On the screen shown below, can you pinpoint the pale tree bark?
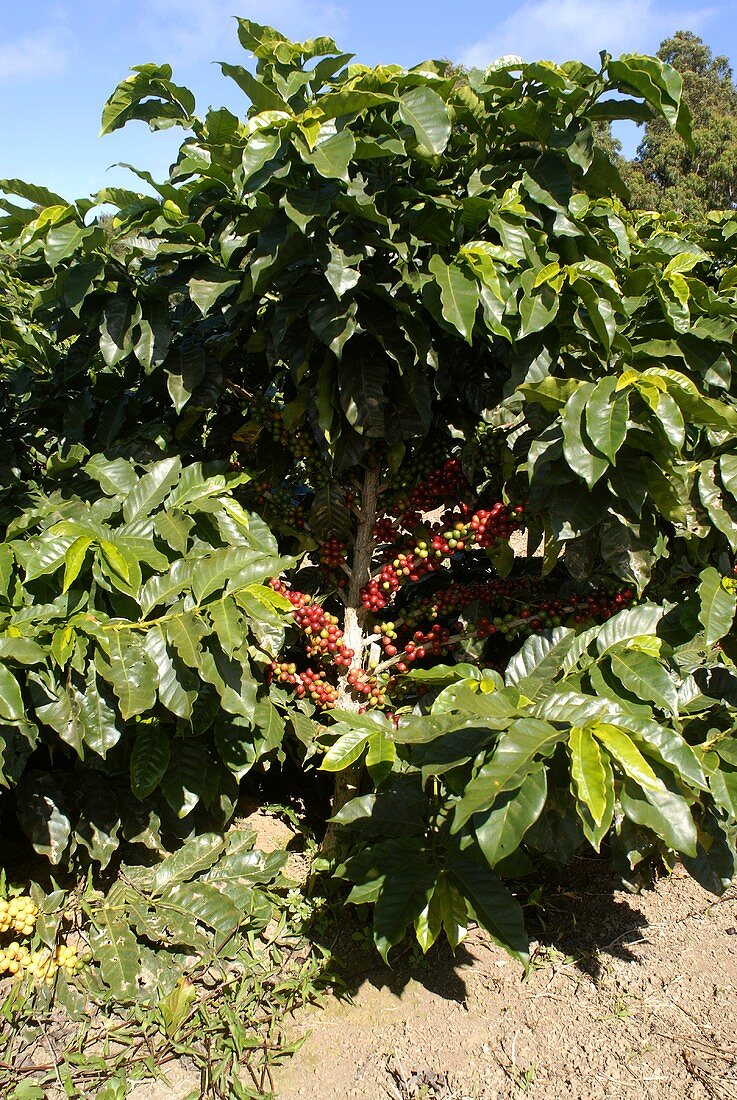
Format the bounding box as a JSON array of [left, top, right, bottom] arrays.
[[321, 457, 380, 857]]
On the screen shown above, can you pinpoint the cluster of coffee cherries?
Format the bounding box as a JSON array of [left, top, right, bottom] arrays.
[[268, 661, 339, 708], [0, 941, 85, 984], [269, 579, 354, 667], [391, 624, 453, 670], [469, 503, 525, 547], [269, 486, 306, 530], [319, 537, 348, 586], [360, 502, 522, 612], [372, 516, 398, 543], [0, 893, 85, 986], [347, 668, 386, 707], [267, 579, 358, 710], [391, 457, 470, 527], [0, 895, 37, 937], [371, 578, 636, 670]]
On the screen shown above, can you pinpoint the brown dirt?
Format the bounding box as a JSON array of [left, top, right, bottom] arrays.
[[273, 863, 737, 1100]]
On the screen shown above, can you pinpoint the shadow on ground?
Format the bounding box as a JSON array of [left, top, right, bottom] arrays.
[[310, 854, 652, 1005]]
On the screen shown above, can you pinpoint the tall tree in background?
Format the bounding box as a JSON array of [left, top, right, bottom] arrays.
[[625, 31, 737, 218]]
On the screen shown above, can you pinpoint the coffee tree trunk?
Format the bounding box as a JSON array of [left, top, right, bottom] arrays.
[[321, 459, 380, 856]]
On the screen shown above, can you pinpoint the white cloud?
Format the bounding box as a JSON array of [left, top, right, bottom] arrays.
[[0, 29, 71, 82], [143, 1, 348, 64], [461, 0, 717, 67]]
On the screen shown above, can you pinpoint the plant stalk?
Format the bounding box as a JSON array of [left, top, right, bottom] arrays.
[[321, 457, 380, 856]]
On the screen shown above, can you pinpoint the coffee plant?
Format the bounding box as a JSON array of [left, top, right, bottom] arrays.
[[1, 21, 737, 969]]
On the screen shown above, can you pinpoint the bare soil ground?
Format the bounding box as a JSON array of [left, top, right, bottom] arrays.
[[273, 862, 737, 1100]]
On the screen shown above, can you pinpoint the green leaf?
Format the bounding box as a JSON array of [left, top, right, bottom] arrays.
[[188, 266, 240, 316], [585, 377, 628, 463], [130, 724, 171, 800], [89, 913, 140, 1002], [99, 64, 195, 136], [325, 244, 361, 298], [620, 778, 697, 856], [166, 612, 206, 669], [18, 775, 70, 864], [62, 536, 93, 592], [428, 255, 479, 343], [366, 729, 396, 785], [191, 547, 275, 603], [252, 699, 285, 753], [448, 855, 528, 966], [0, 638, 44, 665], [150, 833, 226, 894], [99, 539, 131, 585], [698, 567, 737, 645], [308, 130, 355, 180], [453, 719, 563, 831], [166, 346, 205, 414], [609, 650, 679, 717], [414, 886, 443, 953], [144, 625, 196, 720], [562, 382, 608, 488], [0, 665, 24, 721], [568, 726, 609, 827], [85, 455, 138, 496], [99, 635, 157, 720], [398, 86, 451, 154], [373, 854, 435, 962], [165, 881, 241, 937], [590, 604, 665, 660], [123, 458, 182, 524], [320, 727, 371, 771], [593, 723, 664, 792], [218, 62, 290, 112], [607, 55, 692, 143], [160, 738, 207, 818], [140, 561, 194, 617], [208, 598, 244, 659], [77, 667, 122, 757], [505, 628, 575, 700], [475, 766, 547, 867], [44, 222, 88, 268], [0, 178, 67, 207], [434, 872, 469, 949]]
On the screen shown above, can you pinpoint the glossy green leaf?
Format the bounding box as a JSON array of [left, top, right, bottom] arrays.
[[130, 724, 171, 800], [475, 765, 547, 867], [698, 567, 736, 644], [562, 383, 608, 488], [89, 913, 140, 1002], [100, 635, 157, 720], [123, 458, 182, 524], [568, 726, 609, 827], [62, 536, 93, 592], [0, 665, 24, 721], [373, 857, 435, 962], [160, 738, 207, 818], [398, 86, 451, 154], [593, 723, 664, 792], [428, 255, 479, 343], [448, 855, 528, 966], [320, 727, 371, 771], [453, 719, 563, 831], [585, 377, 628, 463], [78, 666, 122, 757], [609, 650, 679, 716], [620, 778, 697, 856]]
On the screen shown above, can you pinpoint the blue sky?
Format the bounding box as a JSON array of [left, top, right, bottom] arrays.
[[2, 0, 736, 200]]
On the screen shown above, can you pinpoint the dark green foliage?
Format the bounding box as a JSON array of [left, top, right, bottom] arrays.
[[0, 456, 293, 865], [1, 22, 736, 970]]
